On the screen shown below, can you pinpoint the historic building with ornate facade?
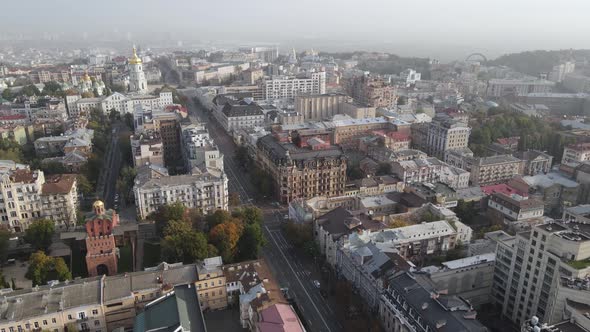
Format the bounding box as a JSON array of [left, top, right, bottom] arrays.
[[85, 200, 119, 277]]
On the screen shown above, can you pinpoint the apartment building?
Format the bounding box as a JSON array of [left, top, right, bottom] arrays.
[[486, 79, 555, 97], [34, 128, 94, 158], [328, 117, 393, 148], [0, 278, 107, 332], [379, 272, 487, 332], [130, 131, 164, 168], [344, 74, 397, 108], [465, 155, 524, 186], [181, 124, 224, 173], [133, 165, 228, 219], [492, 221, 590, 326], [195, 256, 228, 310], [256, 134, 347, 204], [216, 100, 264, 133], [0, 169, 44, 232], [391, 156, 470, 189], [427, 253, 496, 307], [337, 242, 410, 309], [516, 150, 553, 176], [294, 93, 350, 121], [426, 114, 471, 159], [346, 218, 472, 260], [562, 143, 590, 166], [262, 72, 326, 100], [487, 192, 545, 224], [40, 174, 79, 230]]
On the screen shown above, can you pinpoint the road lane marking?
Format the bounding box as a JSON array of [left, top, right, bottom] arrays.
[[265, 226, 332, 332]]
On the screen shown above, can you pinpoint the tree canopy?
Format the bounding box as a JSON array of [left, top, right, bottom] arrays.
[[161, 220, 209, 264], [24, 219, 55, 251], [26, 251, 71, 286]]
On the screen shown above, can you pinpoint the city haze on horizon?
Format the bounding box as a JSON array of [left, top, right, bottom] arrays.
[[1, 0, 590, 60]]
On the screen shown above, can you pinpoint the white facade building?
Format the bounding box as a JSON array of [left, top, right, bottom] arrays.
[[133, 166, 229, 220], [262, 72, 326, 100], [71, 92, 173, 116], [487, 79, 555, 97]]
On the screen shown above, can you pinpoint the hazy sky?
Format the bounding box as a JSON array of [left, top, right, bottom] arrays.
[[2, 0, 590, 59]]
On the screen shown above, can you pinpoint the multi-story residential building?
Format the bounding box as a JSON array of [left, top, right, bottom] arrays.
[[391, 156, 469, 189], [523, 172, 579, 214], [487, 192, 545, 225], [262, 72, 326, 100], [562, 143, 590, 166], [216, 100, 265, 133], [548, 61, 575, 83], [337, 242, 410, 309], [465, 155, 524, 186], [34, 128, 94, 157], [256, 134, 347, 204], [40, 174, 78, 230], [130, 131, 164, 168], [133, 165, 228, 219], [379, 272, 487, 332], [293, 93, 377, 121], [0, 278, 107, 332], [328, 117, 393, 148], [181, 124, 224, 173], [491, 221, 590, 326], [487, 79, 555, 97], [426, 114, 471, 159], [516, 150, 553, 176], [314, 207, 387, 267], [0, 168, 44, 232], [399, 68, 421, 85], [391, 157, 444, 184], [427, 253, 496, 307], [346, 218, 472, 260], [69, 91, 173, 117], [195, 256, 228, 310], [294, 93, 350, 121], [344, 74, 397, 108]]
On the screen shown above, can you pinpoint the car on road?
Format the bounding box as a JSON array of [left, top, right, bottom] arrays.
[[283, 214, 289, 220], [313, 280, 320, 288]]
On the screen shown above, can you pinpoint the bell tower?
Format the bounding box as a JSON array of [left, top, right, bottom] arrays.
[[85, 200, 119, 277]]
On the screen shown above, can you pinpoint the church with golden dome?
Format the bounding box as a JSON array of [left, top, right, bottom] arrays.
[[128, 46, 148, 94]]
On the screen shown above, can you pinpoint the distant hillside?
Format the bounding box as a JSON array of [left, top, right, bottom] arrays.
[[488, 49, 590, 75], [320, 51, 431, 78]]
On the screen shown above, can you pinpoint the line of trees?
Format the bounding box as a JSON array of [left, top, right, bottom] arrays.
[[150, 203, 266, 264]]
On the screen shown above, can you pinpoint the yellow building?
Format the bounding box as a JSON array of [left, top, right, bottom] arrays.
[[195, 256, 228, 310]]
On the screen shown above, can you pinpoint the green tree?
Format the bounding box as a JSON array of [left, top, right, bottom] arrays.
[[20, 84, 41, 97], [1, 88, 13, 100], [234, 206, 263, 225], [237, 223, 266, 261], [229, 192, 241, 207], [209, 221, 243, 263], [41, 161, 67, 175], [41, 81, 64, 97], [161, 220, 209, 264], [24, 219, 55, 251], [0, 228, 11, 262], [150, 202, 187, 236], [376, 163, 392, 176], [205, 210, 232, 229], [76, 174, 94, 196], [26, 251, 71, 286], [123, 113, 134, 130], [346, 166, 365, 180]]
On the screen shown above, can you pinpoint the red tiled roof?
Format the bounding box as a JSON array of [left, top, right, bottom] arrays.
[[481, 183, 527, 197], [0, 115, 27, 121]]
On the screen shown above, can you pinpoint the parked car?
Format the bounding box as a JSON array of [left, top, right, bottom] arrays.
[[313, 280, 320, 288]]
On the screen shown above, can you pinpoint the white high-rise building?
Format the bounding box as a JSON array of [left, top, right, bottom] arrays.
[[262, 72, 326, 100], [128, 46, 148, 94]]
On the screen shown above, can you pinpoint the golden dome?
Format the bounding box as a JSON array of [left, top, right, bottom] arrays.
[[129, 46, 142, 65], [83, 72, 92, 82], [93, 200, 105, 209]]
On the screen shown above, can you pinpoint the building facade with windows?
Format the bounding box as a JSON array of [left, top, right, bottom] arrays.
[[256, 134, 347, 204], [262, 72, 326, 100]]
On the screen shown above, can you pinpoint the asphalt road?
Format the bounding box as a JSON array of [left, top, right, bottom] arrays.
[[184, 95, 342, 332]]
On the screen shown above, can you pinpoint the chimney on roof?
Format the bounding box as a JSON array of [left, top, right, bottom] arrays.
[[436, 320, 446, 329]]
